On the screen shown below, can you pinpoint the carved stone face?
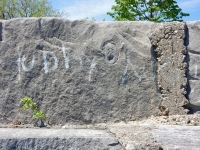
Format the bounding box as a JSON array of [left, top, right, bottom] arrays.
[[103, 43, 119, 64]]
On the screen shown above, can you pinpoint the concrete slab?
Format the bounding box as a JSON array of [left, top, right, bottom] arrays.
[[0, 128, 121, 150], [152, 125, 200, 150]]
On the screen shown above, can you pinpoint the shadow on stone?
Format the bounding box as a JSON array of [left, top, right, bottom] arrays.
[[184, 103, 200, 114], [150, 46, 161, 94], [184, 23, 200, 113], [185, 24, 192, 111], [185, 24, 190, 95], [0, 22, 2, 41]]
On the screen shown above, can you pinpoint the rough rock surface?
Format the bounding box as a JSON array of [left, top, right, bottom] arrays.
[[0, 18, 160, 125], [2, 18, 200, 150], [186, 21, 200, 109], [150, 22, 189, 115], [0, 128, 121, 150]]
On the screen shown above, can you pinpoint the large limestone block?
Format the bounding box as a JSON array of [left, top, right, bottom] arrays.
[[0, 128, 121, 150], [186, 21, 200, 107], [0, 18, 160, 124]]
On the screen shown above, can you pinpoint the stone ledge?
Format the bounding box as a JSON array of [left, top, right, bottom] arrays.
[[152, 125, 200, 150], [1, 114, 200, 150], [0, 128, 121, 150]]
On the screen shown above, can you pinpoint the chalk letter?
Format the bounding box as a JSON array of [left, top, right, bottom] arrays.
[[62, 43, 69, 69], [17, 47, 21, 80], [21, 55, 35, 72], [43, 51, 58, 74], [17, 47, 35, 80]]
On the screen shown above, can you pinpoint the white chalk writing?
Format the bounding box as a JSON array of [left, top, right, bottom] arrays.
[[43, 51, 58, 74], [121, 56, 143, 83], [21, 55, 35, 72], [17, 45, 139, 84], [88, 58, 96, 81], [17, 47, 21, 80], [62, 43, 69, 69], [17, 47, 35, 80]]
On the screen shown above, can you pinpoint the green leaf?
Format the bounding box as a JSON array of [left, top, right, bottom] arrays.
[[20, 96, 45, 119], [33, 111, 45, 119]]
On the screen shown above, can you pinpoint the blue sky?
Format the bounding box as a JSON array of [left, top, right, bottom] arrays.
[[50, 0, 200, 21]]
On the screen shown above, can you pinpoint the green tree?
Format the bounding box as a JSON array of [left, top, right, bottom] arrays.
[[107, 0, 189, 22], [0, 0, 65, 20]]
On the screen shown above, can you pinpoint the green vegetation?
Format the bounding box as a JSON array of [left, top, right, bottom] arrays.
[[20, 96, 45, 119], [0, 0, 65, 20], [107, 0, 189, 22]]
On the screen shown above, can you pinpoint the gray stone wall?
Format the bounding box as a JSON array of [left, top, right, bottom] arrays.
[[0, 18, 199, 125], [0, 18, 160, 124]]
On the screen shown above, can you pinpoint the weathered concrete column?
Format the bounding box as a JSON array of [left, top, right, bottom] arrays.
[[150, 22, 189, 115]]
